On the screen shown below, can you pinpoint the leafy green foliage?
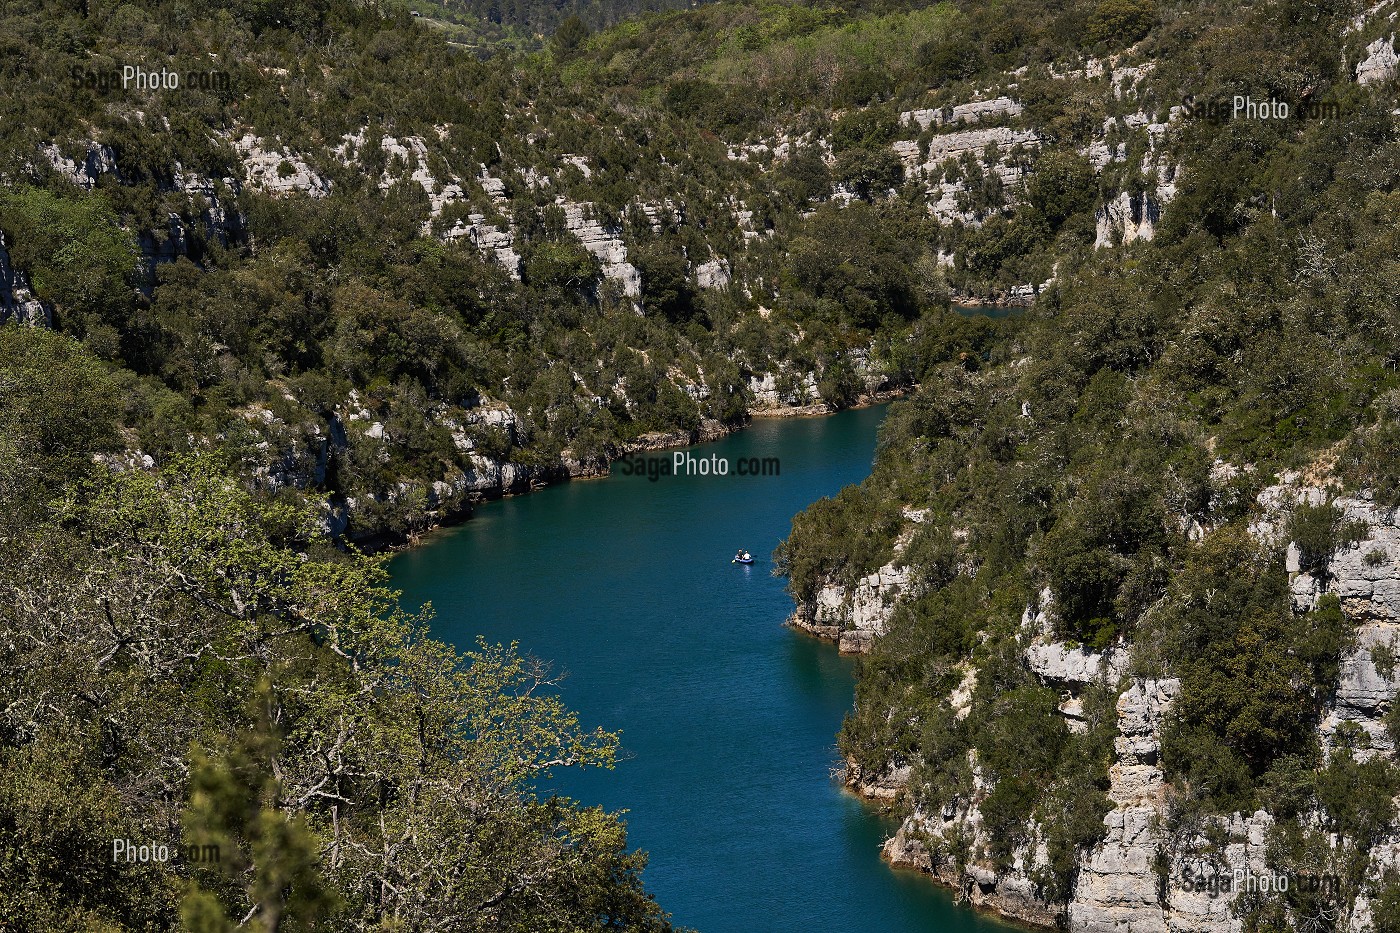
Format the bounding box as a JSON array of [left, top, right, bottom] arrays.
[[1372, 878, 1400, 933], [181, 697, 339, 931], [1153, 536, 1348, 811], [1288, 500, 1367, 578], [0, 187, 136, 345], [1086, 0, 1156, 48], [0, 335, 675, 928]]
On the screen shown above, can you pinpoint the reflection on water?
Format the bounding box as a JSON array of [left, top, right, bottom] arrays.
[[390, 406, 1019, 933]]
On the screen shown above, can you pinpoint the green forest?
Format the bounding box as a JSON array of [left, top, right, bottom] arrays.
[[774, 0, 1400, 921], [3, 0, 1400, 925]]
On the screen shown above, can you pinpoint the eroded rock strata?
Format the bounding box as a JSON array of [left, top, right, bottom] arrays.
[[804, 475, 1400, 931]]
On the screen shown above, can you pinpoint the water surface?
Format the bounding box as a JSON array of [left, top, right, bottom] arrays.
[[390, 407, 1017, 933]]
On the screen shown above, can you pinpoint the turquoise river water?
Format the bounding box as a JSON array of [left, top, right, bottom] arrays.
[[388, 405, 1018, 933]]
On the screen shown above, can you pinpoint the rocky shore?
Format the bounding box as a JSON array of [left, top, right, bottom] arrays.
[[793, 472, 1400, 932], [356, 385, 910, 553]]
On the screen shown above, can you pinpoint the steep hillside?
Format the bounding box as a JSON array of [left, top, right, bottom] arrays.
[[776, 0, 1400, 928], [0, 0, 946, 543], [0, 0, 1307, 546], [5, 0, 1400, 923]]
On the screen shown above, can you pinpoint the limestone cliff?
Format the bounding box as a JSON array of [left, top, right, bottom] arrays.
[[786, 508, 928, 653], [836, 475, 1400, 931]]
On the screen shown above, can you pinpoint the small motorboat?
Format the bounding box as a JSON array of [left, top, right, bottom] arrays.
[[732, 551, 754, 564]]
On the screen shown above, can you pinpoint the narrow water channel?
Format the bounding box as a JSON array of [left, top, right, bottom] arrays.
[[389, 406, 1018, 933]]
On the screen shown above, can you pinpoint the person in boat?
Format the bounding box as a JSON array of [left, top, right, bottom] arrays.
[[735, 549, 752, 562]]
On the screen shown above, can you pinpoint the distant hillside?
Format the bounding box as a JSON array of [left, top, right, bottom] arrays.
[[417, 0, 697, 38], [407, 0, 705, 50]]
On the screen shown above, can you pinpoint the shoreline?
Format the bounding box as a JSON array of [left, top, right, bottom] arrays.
[[840, 776, 1058, 932], [382, 383, 1051, 931], [837, 752, 1057, 931], [365, 386, 910, 555]]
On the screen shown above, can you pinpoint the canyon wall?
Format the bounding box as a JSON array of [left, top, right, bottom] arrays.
[[806, 474, 1400, 931]]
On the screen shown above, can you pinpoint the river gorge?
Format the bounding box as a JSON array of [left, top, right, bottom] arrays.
[[389, 406, 1018, 932]]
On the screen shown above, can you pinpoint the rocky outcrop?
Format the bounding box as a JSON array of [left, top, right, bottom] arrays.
[[444, 213, 522, 277], [1358, 35, 1399, 84], [846, 760, 913, 801], [232, 134, 330, 198], [881, 754, 1063, 928], [165, 164, 244, 247], [1025, 640, 1129, 688], [694, 257, 731, 290], [1070, 678, 1180, 932], [1020, 589, 1128, 729], [39, 141, 118, 188], [0, 233, 52, 327], [901, 97, 1023, 131], [1094, 190, 1162, 248], [748, 371, 820, 409], [1320, 507, 1400, 756], [920, 127, 1040, 165], [1252, 478, 1400, 757], [562, 201, 641, 297], [867, 608, 1296, 932], [788, 557, 915, 653], [1321, 618, 1400, 757], [892, 126, 1039, 224]]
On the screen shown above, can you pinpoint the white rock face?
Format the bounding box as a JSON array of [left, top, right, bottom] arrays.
[[1332, 507, 1400, 622], [232, 134, 330, 197], [464, 403, 521, 442], [1025, 640, 1129, 686], [1321, 619, 1400, 756], [338, 130, 468, 221], [444, 213, 522, 278], [881, 672, 1275, 932], [901, 97, 1024, 130], [1112, 63, 1156, 99], [791, 516, 922, 652], [748, 371, 819, 408], [1094, 191, 1162, 248], [169, 164, 242, 245], [884, 752, 1063, 927], [40, 141, 118, 188], [1107, 678, 1180, 804], [893, 127, 1039, 224], [949, 664, 977, 720], [847, 761, 913, 800], [921, 126, 1040, 165], [562, 201, 641, 297], [1353, 834, 1400, 931], [1069, 679, 1278, 933], [1358, 36, 1399, 85], [0, 233, 52, 327], [694, 258, 731, 290], [839, 563, 914, 653], [1251, 479, 1400, 757]]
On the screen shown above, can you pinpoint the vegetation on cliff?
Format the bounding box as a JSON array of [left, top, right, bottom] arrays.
[[0, 326, 674, 929], [775, 0, 1400, 920], [5, 0, 1400, 924]]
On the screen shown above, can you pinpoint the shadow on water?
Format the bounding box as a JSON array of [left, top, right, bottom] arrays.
[[952, 302, 1028, 320], [389, 406, 1022, 933]]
